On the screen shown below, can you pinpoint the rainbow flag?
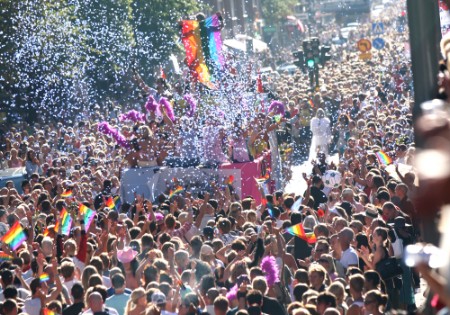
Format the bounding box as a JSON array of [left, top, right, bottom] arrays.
[[0, 252, 13, 261], [308, 99, 314, 108], [42, 309, 56, 315], [181, 20, 211, 86], [105, 196, 115, 209], [285, 223, 317, 244], [79, 204, 95, 231], [375, 150, 393, 165], [61, 189, 73, 198], [2, 221, 27, 250], [114, 196, 122, 212], [60, 208, 72, 235], [169, 186, 184, 199], [225, 175, 234, 185], [203, 13, 224, 69], [39, 273, 50, 283]]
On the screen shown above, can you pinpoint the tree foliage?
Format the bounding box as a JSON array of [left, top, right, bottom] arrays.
[[260, 0, 298, 26], [0, 0, 202, 122]]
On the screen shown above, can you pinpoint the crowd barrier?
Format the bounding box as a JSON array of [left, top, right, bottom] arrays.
[[120, 152, 272, 205]]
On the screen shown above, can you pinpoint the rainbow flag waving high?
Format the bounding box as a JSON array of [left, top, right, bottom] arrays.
[[181, 13, 223, 87], [2, 221, 27, 250], [375, 150, 393, 165], [284, 223, 317, 244], [79, 204, 96, 231]]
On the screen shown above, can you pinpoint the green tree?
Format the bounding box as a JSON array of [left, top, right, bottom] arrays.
[[260, 0, 298, 26]]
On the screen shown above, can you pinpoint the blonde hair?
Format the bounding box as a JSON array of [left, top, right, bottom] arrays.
[[125, 288, 146, 315]]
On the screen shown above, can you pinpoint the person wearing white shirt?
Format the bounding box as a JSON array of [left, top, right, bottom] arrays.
[[338, 228, 359, 270], [310, 109, 331, 159]]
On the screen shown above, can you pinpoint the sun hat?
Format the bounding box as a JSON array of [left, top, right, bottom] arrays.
[[117, 247, 138, 263]]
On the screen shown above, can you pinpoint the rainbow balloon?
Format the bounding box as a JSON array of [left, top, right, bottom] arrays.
[[2, 221, 27, 250], [285, 223, 317, 244], [375, 150, 393, 165]]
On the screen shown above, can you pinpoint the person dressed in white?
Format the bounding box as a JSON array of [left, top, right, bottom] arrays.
[[310, 108, 331, 160]]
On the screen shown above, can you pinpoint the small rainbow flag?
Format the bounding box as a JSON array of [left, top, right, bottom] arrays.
[[114, 196, 122, 212], [0, 252, 13, 261], [308, 99, 314, 108], [42, 309, 56, 315], [60, 208, 72, 235], [39, 273, 50, 283], [104, 196, 115, 209], [169, 186, 184, 199], [2, 221, 27, 250], [61, 189, 73, 198], [54, 220, 60, 234], [79, 204, 95, 231], [375, 150, 392, 165], [225, 175, 234, 185], [284, 223, 317, 244]]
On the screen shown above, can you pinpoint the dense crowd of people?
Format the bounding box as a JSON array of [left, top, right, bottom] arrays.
[[0, 1, 428, 315]]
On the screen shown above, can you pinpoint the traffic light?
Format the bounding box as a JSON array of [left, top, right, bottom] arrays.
[[302, 39, 316, 69], [293, 50, 305, 72], [320, 46, 332, 66]]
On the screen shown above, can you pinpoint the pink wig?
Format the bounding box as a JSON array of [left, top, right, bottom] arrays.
[[268, 101, 285, 116]]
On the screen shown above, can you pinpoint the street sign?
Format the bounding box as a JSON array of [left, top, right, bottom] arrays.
[[357, 39, 372, 53], [372, 22, 384, 35], [359, 53, 372, 60], [372, 37, 385, 50]]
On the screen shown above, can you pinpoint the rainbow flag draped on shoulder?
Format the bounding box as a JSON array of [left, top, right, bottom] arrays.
[[180, 13, 224, 88]]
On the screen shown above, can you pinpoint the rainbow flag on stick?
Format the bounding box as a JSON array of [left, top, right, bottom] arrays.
[[375, 150, 393, 165], [2, 221, 27, 250], [39, 273, 50, 283], [225, 175, 234, 185], [61, 189, 73, 198], [0, 252, 13, 261], [284, 223, 317, 244], [105, 196, 115, 209], [60, 208, 72, 235], [42, 308, 56, 315], [79, 204, 96, 231], [169, 186, 184, 199], [114, 196, 122, 212]]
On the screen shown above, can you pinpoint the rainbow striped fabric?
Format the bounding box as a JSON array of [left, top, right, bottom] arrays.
[[61, 189, 73, 198], [39, 273, 50, 283], [105, 196, 115, 209], [169, 186, 184, 199], [375, 150, 393, 165], [2, 221, 27, 250], [284, 223, 317, 244], [60, 208, 72, 235], [79, 204, 95, 231], [181, 13, 223, 87]]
